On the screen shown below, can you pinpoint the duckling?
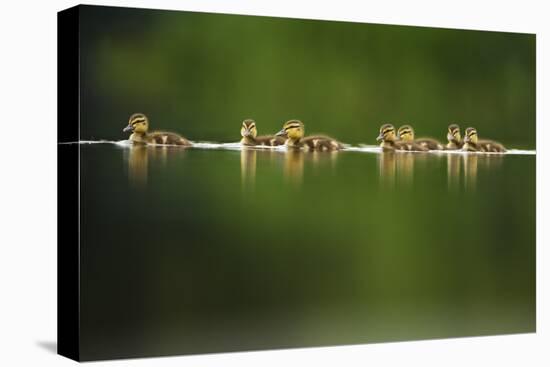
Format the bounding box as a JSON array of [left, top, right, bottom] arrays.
[[397, 124, 444, 150], [462, 127, 506, 153], [122, 113, 191, 146], [377, 124, 428, 152], [240, 119, 285, 146], [275, 120, 343, 151], [446, 124, 463, 150]]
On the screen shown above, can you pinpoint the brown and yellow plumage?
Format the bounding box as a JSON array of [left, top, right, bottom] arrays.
[[446, 124, 464, 150], [276, 120, 343, 151], [123, 113, 191, 146], [462, 127, 506, 152], [397, 124, 444, 150], [377, 124, 428, 152], [240, 119, 285, 146]]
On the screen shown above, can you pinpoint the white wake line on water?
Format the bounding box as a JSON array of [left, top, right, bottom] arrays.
[[350, 145, 536, 155], [61, 140, 131, 146], [63, 140, 536, 155], [191, 141, 288, 151], [67, 140, 290, 152], [430, 148, 535, 155]]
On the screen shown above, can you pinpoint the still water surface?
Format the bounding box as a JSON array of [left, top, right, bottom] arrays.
[[73, 142, 535, 360]]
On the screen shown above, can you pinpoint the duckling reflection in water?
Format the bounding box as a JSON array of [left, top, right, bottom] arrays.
[[377, 152, 417, 187], [396, 152, 415, 186], [276, 120, 343, 151], [446, 154, 503, 191], [125, 145, 148, 188], [283, 150, 304, 185], [463, 127, 506, 152], [463, 154, 478, 190], [240, 119, 285, 146], [311, 150, 339, 173], [377, 124, 427, 152], [447, 154, 461, 190], [378, 152, 396, 188], [123, 113, 192, 146], [149, 145, 171, 167], [446, 124, 463, 150], [240, 149, 257, 189], [397, 124, 444, 150]]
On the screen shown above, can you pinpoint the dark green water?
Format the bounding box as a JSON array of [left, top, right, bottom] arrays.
[[77, 143, 535, 360]]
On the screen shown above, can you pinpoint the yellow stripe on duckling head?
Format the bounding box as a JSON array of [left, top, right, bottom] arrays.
[[241, 119, 257, 138], [277, 119, 304, 139], [377, 123, 396, 142], [397, 124, 414, 141], [124, 113, 149, 133], [464, 127, 478, 143], [447, 123, 461, 142]]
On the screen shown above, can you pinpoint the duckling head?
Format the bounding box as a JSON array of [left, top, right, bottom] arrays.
[[123, 113, 149, 134], [397, 125, 415, 142], [241, 119, 258, 138], [276, 120, 304, 140], [464, 127, 478, 144], [377, 124, 397, 143], [447, 124, 461, 144]]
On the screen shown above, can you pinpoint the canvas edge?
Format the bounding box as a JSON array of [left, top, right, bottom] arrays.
[[57, 4, 81, 362]]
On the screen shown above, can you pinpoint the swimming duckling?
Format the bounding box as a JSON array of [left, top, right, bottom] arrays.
[[462, 127, 506, 153], [240, 119, 285, 146], [275, 120, 343, 151], [377, 124, 428, 152], [446, 124, 463, 150], [397, 124, 444, 150], [123, 113, 191, 146]]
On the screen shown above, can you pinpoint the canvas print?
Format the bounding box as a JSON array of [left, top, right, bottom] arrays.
[[58, 5, 536, 361]]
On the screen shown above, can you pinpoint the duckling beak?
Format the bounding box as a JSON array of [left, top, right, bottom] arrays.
[[376, 133, 384, 142], [242, 129, 252, 137], [123, 125, 134, 133], [275, 129, 287, 137]]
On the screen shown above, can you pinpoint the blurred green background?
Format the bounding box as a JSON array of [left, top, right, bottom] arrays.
[[79, 5, 535, 148]]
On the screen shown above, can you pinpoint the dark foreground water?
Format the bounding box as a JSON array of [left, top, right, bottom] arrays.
[[72, 143, 535, 360]]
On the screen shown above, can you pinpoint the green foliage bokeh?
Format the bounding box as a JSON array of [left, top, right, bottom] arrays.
[[79, 6, 535, 148]]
